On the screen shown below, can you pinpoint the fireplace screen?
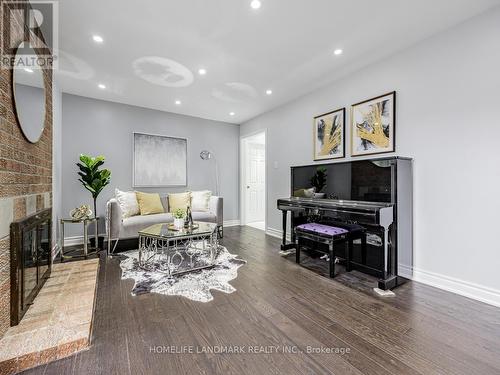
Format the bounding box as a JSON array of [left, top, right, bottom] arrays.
[[22, 228, 37, 306], [10, 208, 52, 325]]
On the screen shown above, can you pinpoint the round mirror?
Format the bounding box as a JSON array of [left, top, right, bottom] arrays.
[[13, 43, 47, 143]]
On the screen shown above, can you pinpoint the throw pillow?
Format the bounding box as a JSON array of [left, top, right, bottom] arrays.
[[190, 190, 212, 212], [115, 188, 140, 218], [168, 192, 191, 213], [136, 192, 164, 215]]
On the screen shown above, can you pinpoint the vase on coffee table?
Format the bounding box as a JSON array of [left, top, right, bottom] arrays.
[[173, 218, 184, 229]]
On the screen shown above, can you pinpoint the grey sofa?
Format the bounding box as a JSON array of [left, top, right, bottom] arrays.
[[106, 195, 223, 254]]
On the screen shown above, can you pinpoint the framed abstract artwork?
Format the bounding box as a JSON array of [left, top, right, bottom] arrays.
[[351, 91, 396, 156], [133, 132, 187, 187], [313, 107, 345, 161]]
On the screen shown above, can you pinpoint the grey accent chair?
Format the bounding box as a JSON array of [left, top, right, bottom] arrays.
[[106, 195, 223, 255]]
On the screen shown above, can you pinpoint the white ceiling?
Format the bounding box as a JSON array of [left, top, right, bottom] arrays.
[[58, 0, 500, 124]]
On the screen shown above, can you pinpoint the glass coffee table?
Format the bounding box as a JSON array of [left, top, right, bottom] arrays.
[[138, 221, 219, 277]]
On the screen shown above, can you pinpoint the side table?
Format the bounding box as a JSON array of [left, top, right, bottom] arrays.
[[60, 217, 99, 261]]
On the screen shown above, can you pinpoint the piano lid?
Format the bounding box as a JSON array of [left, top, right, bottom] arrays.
[[278, 197, 393, 212], [291, 158, 399, 203]]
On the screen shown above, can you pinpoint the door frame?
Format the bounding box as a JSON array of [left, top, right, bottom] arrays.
[[240, 129, 267, 228]]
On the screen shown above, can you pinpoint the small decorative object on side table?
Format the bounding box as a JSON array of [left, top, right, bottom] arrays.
[[70, 204, 93, 220], [60, 216, 100, 262]]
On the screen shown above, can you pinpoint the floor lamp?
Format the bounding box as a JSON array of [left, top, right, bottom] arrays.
[[200, 150, 220, 196]]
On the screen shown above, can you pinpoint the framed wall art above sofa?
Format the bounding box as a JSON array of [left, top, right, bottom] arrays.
[[133, 132, 187, 187]]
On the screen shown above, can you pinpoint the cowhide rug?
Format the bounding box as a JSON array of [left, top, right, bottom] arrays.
[[118, 244, 246, 303]]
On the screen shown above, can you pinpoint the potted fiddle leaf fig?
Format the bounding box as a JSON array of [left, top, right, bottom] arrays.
[[77, 154, 112, 216], [77, 154, 111, 248]]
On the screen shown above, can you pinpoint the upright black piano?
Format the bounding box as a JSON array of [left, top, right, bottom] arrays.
[[277, 156, 413, 290]]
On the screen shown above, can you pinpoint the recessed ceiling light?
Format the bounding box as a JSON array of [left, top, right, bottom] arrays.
[[250, 0, 261, 9], [24, 68, 34, 73], [334, 49, 343, 56], [229, 112, 235, 116], [98, 83, 106, 89], [198, 68, 207, 75], [266, 89, 273, 95], [175, 100, 181, 105], [92, 35, 104, 43]]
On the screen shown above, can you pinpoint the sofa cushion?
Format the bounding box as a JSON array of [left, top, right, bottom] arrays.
[[168, 192, 191, 212], [191, 190, 212, 212], [115, 188, 140, 218], [296, 223, 348, 237], [136, 192, 164, 215], [121, 213, 174, 238], [192, 211, 217, 223]]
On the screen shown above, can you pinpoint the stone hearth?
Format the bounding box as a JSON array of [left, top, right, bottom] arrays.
[[0, 259, 98, 374]]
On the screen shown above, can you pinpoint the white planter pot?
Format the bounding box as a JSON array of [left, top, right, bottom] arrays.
[[173, 218, 185, 229]]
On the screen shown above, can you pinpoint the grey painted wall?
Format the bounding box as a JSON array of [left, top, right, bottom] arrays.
[[241, 9, 500, 301], [62, 94, 239, 236]]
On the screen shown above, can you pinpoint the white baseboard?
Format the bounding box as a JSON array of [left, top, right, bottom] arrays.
[[411, 267, 500, 308], [265, 227, 291, 241], [223, 220, 241, 227]]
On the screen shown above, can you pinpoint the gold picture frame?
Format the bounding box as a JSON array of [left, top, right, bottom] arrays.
[[351, 92, 396, 157], [313, 107, 345, 161]]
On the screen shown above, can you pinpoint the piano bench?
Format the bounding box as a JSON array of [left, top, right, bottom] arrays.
[[294, 223, 366, 278]]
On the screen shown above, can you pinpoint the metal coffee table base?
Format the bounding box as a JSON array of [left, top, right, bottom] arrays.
[[138, 231, 219, 277]]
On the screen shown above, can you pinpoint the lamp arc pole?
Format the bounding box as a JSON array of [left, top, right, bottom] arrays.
[[200, 150, 220, 196]]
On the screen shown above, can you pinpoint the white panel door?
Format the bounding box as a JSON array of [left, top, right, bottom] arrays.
[[245, 143, 265, 223]]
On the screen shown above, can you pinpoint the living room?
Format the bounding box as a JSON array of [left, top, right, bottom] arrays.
[[1, 0, 500, 374]]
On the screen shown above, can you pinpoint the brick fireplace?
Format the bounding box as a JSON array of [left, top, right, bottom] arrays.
[[0, 0, 53, 338]]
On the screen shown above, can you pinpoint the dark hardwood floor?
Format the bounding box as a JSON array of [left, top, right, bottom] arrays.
[[22, 226, 500, 375]]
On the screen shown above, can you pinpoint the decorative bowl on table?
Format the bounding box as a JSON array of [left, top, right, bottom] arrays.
[[69, 205, 93, 220]]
